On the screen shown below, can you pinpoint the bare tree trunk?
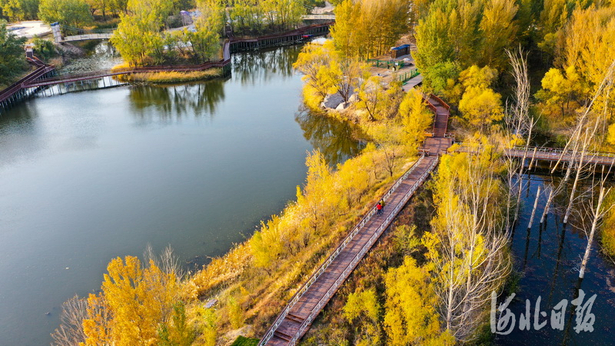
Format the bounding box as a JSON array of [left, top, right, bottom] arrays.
[[579, 186, 607, 279], [540, 188, 554, 224], [528, 186, 541, 230]]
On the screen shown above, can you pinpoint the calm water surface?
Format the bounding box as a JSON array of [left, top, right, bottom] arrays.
[[0, 46, 362, 345], [497, 175, 615, 345]]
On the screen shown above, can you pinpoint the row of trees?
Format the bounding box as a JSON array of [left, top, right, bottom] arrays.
[[228, 0, 306, 35], [1, 0, 94, 34], [330, 0, 410, 60], [111, 0, 222, 66]]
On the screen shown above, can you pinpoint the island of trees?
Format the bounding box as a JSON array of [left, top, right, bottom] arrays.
[[1, 0, 610, 344]]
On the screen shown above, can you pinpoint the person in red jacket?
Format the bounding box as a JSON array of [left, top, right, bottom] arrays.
[[377, 201, 383, 214]]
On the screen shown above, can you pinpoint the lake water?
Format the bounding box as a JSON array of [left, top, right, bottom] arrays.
[[496, 174, 615, 345], [0, 45, 362, 345]]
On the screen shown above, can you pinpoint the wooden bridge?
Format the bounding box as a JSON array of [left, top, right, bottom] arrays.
[[259, 95, 452, 346], [454, 145, 615, 168], [507, 146, 615, 167], [0, 58, 56, 113], [62, 33, 113, 42]]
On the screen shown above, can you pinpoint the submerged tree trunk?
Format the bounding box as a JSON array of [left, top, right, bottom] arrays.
[[579, 186, 607, 279], [528, 186, 541, 230]]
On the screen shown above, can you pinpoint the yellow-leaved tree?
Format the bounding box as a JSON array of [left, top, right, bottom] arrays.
[[343, 288, 382, 346], [458, 65, 504, 132], [81, 256, 184, 346], [398, 89, 433, 155], [384, 257, 454, 345]]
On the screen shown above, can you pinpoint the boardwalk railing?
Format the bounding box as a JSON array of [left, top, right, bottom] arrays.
[[455, 145, 615, 167], [286, 156, 439, 345], [509, 146, 615, 158], [259, 154, 430, 345]]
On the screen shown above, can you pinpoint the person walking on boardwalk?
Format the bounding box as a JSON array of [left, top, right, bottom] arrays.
[[377, 201, 383, 215]]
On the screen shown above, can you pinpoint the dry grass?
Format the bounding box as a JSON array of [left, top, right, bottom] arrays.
[[117, 69, 224, 84]]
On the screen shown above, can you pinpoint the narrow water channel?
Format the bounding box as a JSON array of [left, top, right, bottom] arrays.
[[496, 174, 615, 345], [0, 45, 362, 345]]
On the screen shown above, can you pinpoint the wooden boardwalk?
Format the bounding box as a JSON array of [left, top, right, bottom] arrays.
[[506, 146, 615, 167], [259, 92, 451, 346]]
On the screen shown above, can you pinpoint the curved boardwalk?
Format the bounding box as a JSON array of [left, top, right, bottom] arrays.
[[260, 93, 452, 346]]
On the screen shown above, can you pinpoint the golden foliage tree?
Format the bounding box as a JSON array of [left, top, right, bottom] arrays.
[[343, 288, 382, 345], [458, 65, 504, 132], [330, 0, 410, 60], [81, 256, 180, 346], [384, 257, 454, 345], [398, 89, 433, 154]]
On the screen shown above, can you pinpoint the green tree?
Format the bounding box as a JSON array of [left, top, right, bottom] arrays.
[[0, 20, 26, 86], [478, 0, 519, 71], [38, 0, 92, 35], [86, 0, 109, 19], [188, 0, 223, 63], [32, 37, 56, 61], [159, 302, 195, 346], [2, 0, 24, 21], [110, 0, 170, 66], [228, 0, 264, 35]]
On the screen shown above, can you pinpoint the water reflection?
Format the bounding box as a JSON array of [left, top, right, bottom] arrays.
[[128, 80, 226, 122], [232, 45, 301, 86], [295, 108, 365, 165], [497, 175, 615, 346], [0, 103, 44, 167]]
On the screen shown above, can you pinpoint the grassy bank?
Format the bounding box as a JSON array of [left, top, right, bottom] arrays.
[[115, 69, 225, 84]]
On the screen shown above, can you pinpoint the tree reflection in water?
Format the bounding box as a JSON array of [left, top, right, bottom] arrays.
[[295, 107, 366, 165], [232, 45, 302, 86], [128, 80, 226, 122]]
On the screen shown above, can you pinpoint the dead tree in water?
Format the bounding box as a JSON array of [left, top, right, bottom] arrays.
[[577, 165, 613, 280]]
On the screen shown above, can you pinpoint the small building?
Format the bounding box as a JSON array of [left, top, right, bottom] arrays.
[[390, 44, 410, 59]]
